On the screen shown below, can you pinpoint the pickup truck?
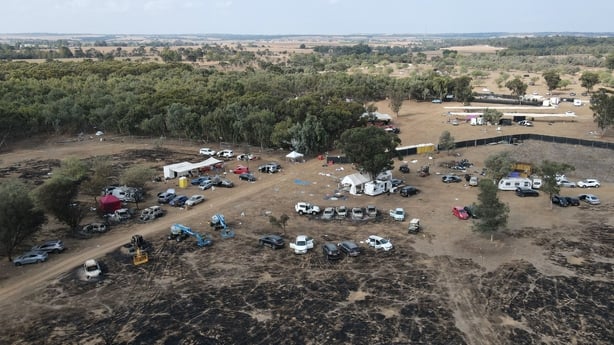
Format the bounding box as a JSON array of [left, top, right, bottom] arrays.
[[289, 235, 315, 254], [295, 202, 321, 215]]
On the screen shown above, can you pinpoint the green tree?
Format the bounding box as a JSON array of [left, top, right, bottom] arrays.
[[34, 176, 82, 231], [482, 108, 504, 125], [289, 114, 328, 155], [120, 165, 154, 190], [388, 88, 404, 117], [337, 126, 401, 180], [542, 70, 561, 92], [438, 130, 455, 154], [269, 214, 289, 236], [579, 72, 600, 94], [605, 53, 614, 70], [473, 179, 509, 240], [57, 157, 89, 182], [590, 89, 614, 135], [80, 157, 114, 202], [0, 180, 46, 261], [505, 77, 528, 101], [484, 151, 514, 181], [536, 160, 575, 207]]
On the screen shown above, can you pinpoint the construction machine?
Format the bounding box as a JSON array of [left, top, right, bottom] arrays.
[[131, 234, 149, 265], [169, 224, 213, 247], [209, 214, 235, 239]]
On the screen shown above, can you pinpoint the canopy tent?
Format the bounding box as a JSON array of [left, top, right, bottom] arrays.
[[99, 194, 122, 214], [285, 151, 304, 162], [163, 157, 224, 179], [341, 173, 371, 195]]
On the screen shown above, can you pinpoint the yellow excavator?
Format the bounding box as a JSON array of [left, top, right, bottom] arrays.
[[131, 234, 149, 265]]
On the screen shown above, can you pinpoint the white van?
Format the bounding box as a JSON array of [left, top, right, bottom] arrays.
[[498, 177, 533, 191]]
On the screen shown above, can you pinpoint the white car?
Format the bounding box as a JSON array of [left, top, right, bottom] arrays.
[[517, 120, 533, 127], [289, 235, 315, 254], [578, 194, 600, 205], [557, 179, 576, 188], [84, 259, 102, 280], [576, 179, 600, 188], [295, 202, 321, 215], [217, 149, 234, 158], [389, 208, 405, 221], [366, 235, 393, 251], [321, 207, 335, 220], [199, 148, 216, 156], [185, 194, 205, 206]]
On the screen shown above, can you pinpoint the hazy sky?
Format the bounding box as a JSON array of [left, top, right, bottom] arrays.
[[2, 0, 613, 35]]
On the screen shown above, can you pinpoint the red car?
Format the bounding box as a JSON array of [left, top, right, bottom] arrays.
[[452, 206, 469, 220], [231, 165, 250, 174]]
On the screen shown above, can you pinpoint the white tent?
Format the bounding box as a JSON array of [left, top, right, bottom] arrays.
[[286, 151, 304, 162], [341, 173, 371, 195], [163, 157, 224, 179]]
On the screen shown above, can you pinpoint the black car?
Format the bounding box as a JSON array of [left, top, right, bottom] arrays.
[[338, 241, 360, 257], [563, 196, 580, 206], [463, 206, 479, 219], [322, 242, 341, 260], [239, 173, 257, 181], [399, 164, 410, 174], [551, 195, 569, 207], [400, 186, 420, 197], [390, 178, 404, 187], [259, 235, 284, 249], [515, 187, 539, 197]]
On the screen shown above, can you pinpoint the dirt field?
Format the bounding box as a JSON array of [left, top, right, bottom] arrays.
[[0, 99, 613, 345]]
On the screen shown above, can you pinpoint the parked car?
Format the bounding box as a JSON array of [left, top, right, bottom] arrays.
[[31, 240, 65, 254], [431, 98, 442, 104], [239, 173, 257, 181], [185, 194, 205, 206], [350, 207, 363, 220], [169, 195, 188, 207], [157, 191, 177, 204], [231, 165, 250, 174], [515, 187, 539, 197], [463, 206, 478, 219], [452, 206, 470, 220], [199, 148, 216, 156], [557, 179, 576, 188], [399, 164, 410, 174], [563, 196, 580, 206], [578, 194, 600, 205], [216, 149, 234, 158], [322, 207, 335, 220], [399, 185, 420, 197], [139, 206, 165, 221], [338, 241, 360, 257], [237, 153, 255, 161], [551, 195, 570, 207], [389, 208, 405, 221], [81, 222, 108, 233], [191, 176, 211, 185], [258, 162, 281, 173], [259, 235, 285, 249], [390, 178, 404, 187], [336, 205, 348, 219], [366, 205, 377, 217], [217, 179, 234, 188], [13, 251, 48, 266], [576, 179, 600, 188], [442, 175, 462, 183], [469, 176, 479, 187], [517, 120, 533, 127], [322, 242, 341, 260], [289, 235, 314, 254], [199, 180, 214, 190], [83, 259, 102, 279], [366, 235, 393, 251]]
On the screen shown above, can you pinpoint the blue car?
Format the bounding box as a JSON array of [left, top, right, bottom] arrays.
[[191, 176, 211, 186], [169, 195, 188, 207]]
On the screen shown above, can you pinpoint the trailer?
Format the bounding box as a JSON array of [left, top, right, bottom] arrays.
[[497, 177, 533, 191], [364, 180, 392, 196]]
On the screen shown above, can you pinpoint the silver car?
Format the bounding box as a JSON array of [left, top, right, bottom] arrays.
[[14, 251, 48, 266], [31, 240, 65, 254]]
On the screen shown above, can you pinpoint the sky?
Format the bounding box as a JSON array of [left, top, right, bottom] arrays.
[[2, 0, 613, 35]]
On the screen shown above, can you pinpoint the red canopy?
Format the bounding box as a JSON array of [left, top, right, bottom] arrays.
[[99, 194, 122, 213]]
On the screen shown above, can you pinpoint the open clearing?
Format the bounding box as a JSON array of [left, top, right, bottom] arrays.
[[0, 97, 613, 344]]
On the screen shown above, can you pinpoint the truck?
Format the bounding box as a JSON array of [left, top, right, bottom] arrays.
[[364, 180, 392, 196], [295, 202, 321, 215]]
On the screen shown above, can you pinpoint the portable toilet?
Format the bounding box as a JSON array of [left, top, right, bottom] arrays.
[[178, 176, 189, 188]]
